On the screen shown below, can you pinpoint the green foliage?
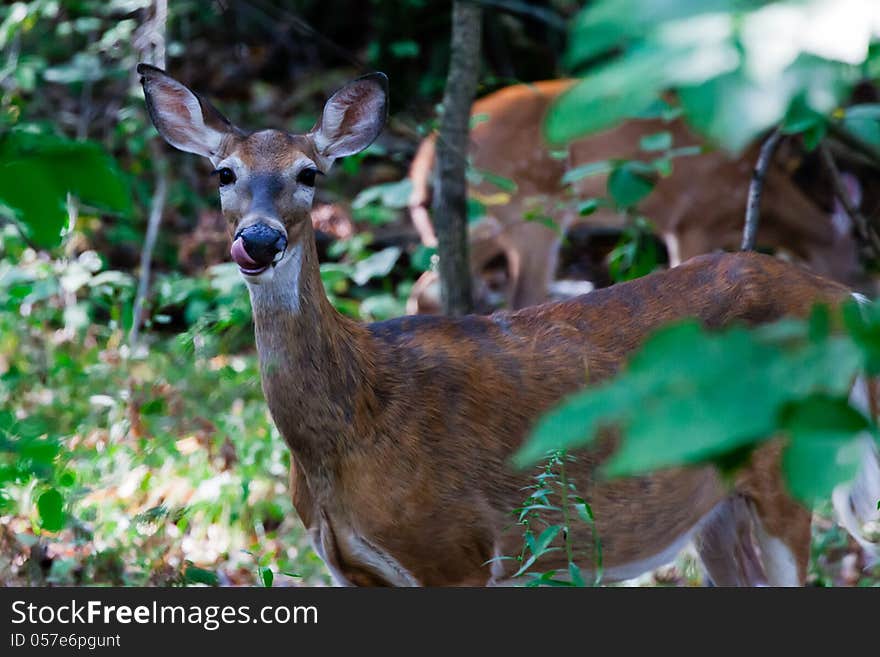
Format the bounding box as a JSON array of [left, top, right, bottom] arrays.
[[0, 127, 131, 247], [352, 179, 413, 225], [551, 0, 879, 152], [0, 222, 331, 585], [607, 217, 660, 282], [37, 488, 64, 532], [183, 563, 219, 587], [843, 104, 880, 149], [779, 396, 868, 505], [467, 166, 518, 194], [516, 302, 877, 508], [509, 451, 602, 587], [607, 161, 656, 208]]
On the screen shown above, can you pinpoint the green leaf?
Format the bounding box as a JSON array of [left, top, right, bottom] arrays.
[[568, 562, 586, 587], [845, 104, 880, 121], [607, 221, 659, 282], [358, 293, 405, 321], [781, 396, 868, 505], [183, 564, 219, 586], [468, 168, 518, 194], [545, 72, 658, 145], [411, 245, 437, 272], [37, 488, 64, 532], [640, 131, 672, 152], [259, 566, 274, 587], [808, 304, 831, 342], [513, 554, 539, 578], [843, 115, 880, 150], [578, 198, 603, 216], [351, 247, 401, 286], [607, 162, 656, 208], [352, 179, 413, 210], [562, 160, 615, 185], [534, 525, 561, 556], [389, 40, 419, 59], [573, 499, 595, 525], [842, 298, 880, 375], [680, 56, 849, 153], [566, 0, 759, 68], [0, 128, 131, 248]]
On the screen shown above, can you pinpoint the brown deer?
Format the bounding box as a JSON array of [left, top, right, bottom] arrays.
[[139, 65, 879, 586], [407, 80, 865, 314]]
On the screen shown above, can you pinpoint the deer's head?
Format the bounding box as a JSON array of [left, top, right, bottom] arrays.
[[138, 64, 388, 285]]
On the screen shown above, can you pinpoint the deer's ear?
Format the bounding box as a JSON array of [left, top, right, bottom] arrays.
[[138, 63, 237, 161], [311, 73, 388, 162]]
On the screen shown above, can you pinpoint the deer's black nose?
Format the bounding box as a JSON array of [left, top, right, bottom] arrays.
[[237, 224, 287, 266]]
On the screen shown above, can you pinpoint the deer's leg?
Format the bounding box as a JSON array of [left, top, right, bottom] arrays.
[[734, 442, 811, 586], [749, 502, 809, 587], [694, 496, 767, 586], [509, 220, 566, 309]]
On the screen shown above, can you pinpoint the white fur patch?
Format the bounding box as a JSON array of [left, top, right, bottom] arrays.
[[851, 292, 871, 307], [247, 243, 303, 314], [750, 516, 800, 586], [309, 525, 420, 586], [664, 232, 682, 268], [486, 544, 506, 586], [341, 533, 420, 586], [309, 528, 352, 587]]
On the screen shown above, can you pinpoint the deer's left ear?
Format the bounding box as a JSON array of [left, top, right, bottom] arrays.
[[311, 73, 389, 163]]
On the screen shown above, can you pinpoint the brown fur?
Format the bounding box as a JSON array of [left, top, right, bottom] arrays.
[[408, 80, 862, 312]]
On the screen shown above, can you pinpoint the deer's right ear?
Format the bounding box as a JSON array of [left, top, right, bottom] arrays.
[[137, 63, 236, 161]]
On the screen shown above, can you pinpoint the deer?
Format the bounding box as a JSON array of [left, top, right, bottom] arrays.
[[407, 80, 867, 314], [138, 64, 880, 586]]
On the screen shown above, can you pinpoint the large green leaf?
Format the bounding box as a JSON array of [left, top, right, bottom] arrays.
[[780, 396, 870, 505], [567, 0, 758, 67], [0, 128, 131, 248], [607, 162, 656, 208], [562, 2, 860, 153], [515, 316, 862, 478], [351, 246, 402, 286], [37, 488, 64, 532], [544, 50, 666, 145]]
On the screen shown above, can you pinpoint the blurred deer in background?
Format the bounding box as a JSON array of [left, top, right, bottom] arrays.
[[140, 65, 879, 586], [407, 80, 869, 314]]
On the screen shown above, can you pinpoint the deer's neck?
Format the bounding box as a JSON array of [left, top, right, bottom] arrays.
[[246, 234, 371, 469]]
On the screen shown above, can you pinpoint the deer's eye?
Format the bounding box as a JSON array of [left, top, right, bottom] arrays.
[[296, 167, 321, 187], [213, 167, 236, 186]]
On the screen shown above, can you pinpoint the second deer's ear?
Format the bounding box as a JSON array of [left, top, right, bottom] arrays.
[[138, 63, 237, 161], [311, 73, 389, 163]]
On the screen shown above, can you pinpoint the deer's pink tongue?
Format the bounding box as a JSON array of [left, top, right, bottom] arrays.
[[231, 237, 261, 269]]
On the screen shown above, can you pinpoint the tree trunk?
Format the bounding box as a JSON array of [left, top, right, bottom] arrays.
[[433, 1, 482, 316]]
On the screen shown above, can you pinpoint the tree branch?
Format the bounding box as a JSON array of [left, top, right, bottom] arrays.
[[741, 128, 783, 252], [819, 141, 880, 259], [433, 0, 482, 316], [129, 0, 168, 349]]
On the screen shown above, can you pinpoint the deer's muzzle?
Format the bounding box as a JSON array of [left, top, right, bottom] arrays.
[[232, 223, 288, 275]]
